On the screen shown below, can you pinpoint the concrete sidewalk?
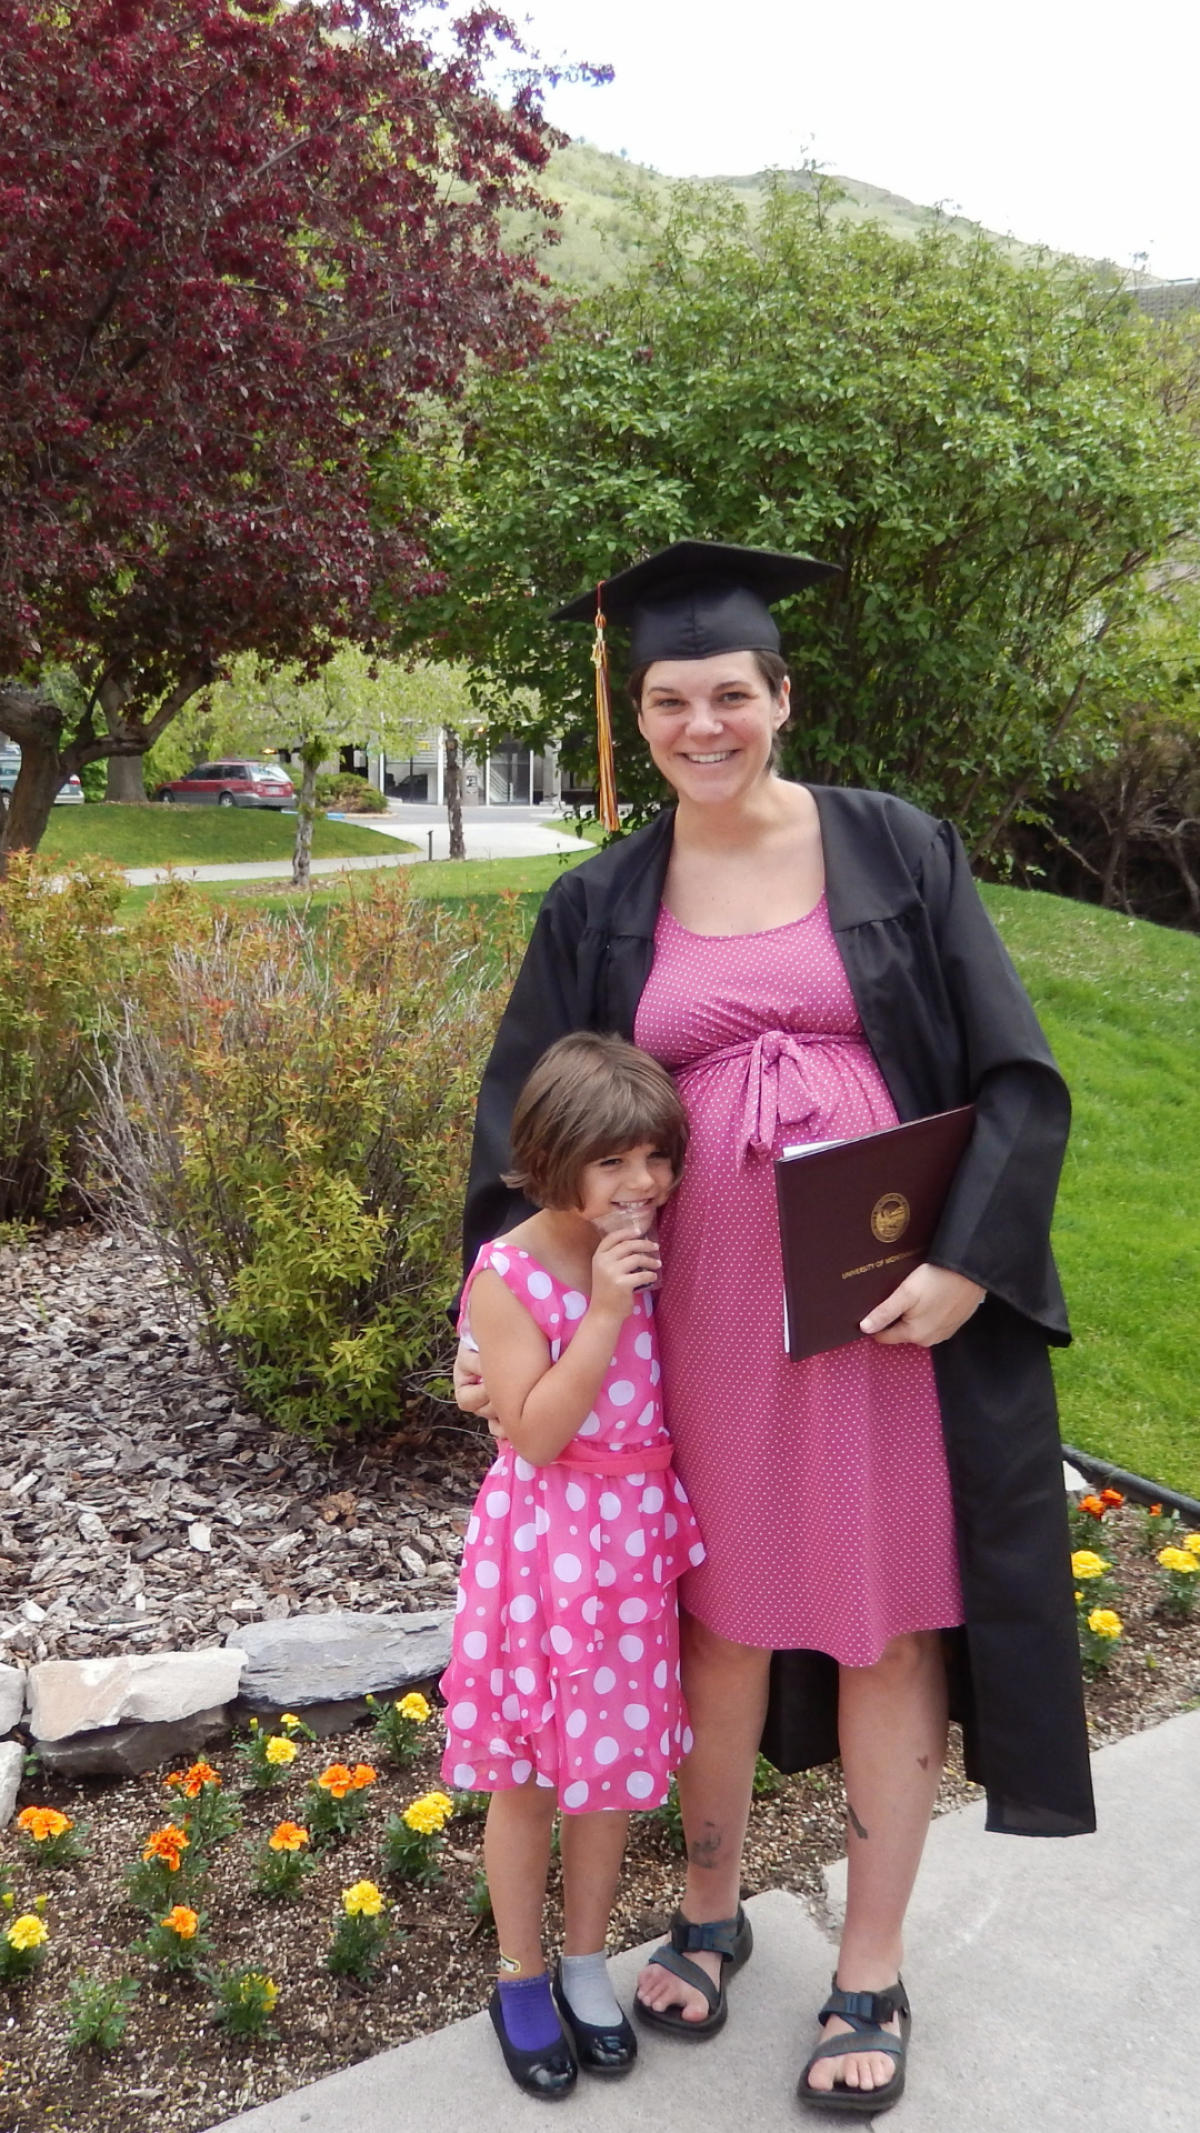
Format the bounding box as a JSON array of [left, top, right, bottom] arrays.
[[206, 1708, 1200, 2133], [119, 820, 589, 886]]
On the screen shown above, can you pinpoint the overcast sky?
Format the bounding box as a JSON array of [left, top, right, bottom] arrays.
[[514, 0, 1198, 280]]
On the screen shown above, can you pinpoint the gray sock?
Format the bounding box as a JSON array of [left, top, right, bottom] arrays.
[[559, 1950, 623, 2029]]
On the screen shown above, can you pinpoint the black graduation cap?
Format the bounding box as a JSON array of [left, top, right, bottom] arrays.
[[551, 539, 838, 666]]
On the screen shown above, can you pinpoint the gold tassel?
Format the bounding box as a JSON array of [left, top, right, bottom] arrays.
[[592, 586, 620, 834]]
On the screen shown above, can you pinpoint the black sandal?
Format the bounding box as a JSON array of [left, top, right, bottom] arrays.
[[634, 1906, 753, 2039], [797, 1977, 911, 2115]]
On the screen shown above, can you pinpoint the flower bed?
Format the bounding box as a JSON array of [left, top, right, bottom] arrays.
[[2, 1500, 1198, 2133]]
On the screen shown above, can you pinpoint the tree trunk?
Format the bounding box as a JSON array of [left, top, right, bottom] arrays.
[[0, 734, 68, 864], [105, 752, 147, 802], [444, 724, 465, 860], [292, 745, 321, 888]]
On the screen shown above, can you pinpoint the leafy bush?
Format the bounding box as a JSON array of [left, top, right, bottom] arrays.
[[0, 855, 124, 1222], [314, 770, 388, 814], [94, 874, 522, 1440]]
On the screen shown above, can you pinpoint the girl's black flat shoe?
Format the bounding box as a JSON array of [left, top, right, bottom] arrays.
[[488, 1987, 578, 2100], [552, 1960, 638, 2076]]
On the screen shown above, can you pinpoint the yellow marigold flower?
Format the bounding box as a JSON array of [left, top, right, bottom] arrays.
[[237, 1972, 279, 2011], [397, 1692, 432, 1723], [264, 1735, 297, 1766], [16, 1807, 71, 1842], [342, 1880, 384, 1918], [402, 1792, 453, 1836], [280, 1712, 302, 1731], [143, 1824, 189, 1868], [1087, 1609, 1122, 1639], [1182, 1532, 1200, 1558], [1070, 1550, 1108, 1580], [162, 1905, 199, 1939], [1158, 1546, 1200, 1574], [317, 1763, 354, 1798], [7, 1915, 48, 1952], [349, 1762, 376, 1791], [268, 1821, 310, 1853]]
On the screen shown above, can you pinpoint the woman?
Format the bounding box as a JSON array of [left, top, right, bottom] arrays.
[[456, 541, 1093, 2113]]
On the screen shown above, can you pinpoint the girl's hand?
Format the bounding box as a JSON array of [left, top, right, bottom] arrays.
[[589, 1227, 662, 1323], [860, 1264, 986, 1347], [453, 1340, 498, 1424]]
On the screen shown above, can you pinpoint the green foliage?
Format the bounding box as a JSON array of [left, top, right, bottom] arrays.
[[325, 1890, 394, 1984], [207, 1965, 280, 2038], [65, 1973, 139, 2053], [133, 1906, 211, 1974], [0, 855, 124, 1221], [407, 179, 1200, 850], [651, 1777, 686, 1853], [251, 1835, 315, 1903], [366, 1691, 435, 1767], [466, 1868, 494, 1927], [315, 771, 388, 813], [235, 1713, 312, 1789], [95, 873, 524, 1440], [752, 1754, 784, 1799]]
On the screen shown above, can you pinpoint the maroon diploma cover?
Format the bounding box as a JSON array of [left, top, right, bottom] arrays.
[[774, 1105, 977, 1362]]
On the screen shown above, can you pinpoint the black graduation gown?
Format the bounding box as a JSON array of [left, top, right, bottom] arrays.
[[462, 788, 1096, 1838]]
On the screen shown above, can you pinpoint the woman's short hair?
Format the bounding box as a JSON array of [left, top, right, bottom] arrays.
[[627, 648, 790, 711], [503, 1032, 688, 1209]]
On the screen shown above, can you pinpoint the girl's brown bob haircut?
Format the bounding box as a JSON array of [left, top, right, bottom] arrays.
[[503, 1032, 688, 1211]]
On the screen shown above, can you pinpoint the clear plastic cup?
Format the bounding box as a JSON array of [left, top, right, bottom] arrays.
[[593, 1205, 660, 1289]]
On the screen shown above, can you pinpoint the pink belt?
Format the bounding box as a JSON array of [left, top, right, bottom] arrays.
[[556, 1439, 675, 1475], [677, 1029, 863, 1158]]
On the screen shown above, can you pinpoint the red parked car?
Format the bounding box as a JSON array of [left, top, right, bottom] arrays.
[[153, 760, 296, 809]]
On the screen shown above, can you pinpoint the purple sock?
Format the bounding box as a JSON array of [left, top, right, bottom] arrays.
[[497, 1973, 561, 2051]]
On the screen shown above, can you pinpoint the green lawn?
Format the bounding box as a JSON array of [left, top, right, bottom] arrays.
[[43, 803, 411, 868], [116, 846, 587, 921], [982, 886, 1200, 1497]]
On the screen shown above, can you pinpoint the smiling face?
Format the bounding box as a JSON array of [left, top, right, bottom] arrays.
[[636, 650, 790, 805], [574, 1142, 677, 1235]]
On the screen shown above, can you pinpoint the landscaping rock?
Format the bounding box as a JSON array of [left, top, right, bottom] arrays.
[[28, 1646, 246, 1742], [0, 1663, 25, 1735], [229, 1608, 454, 1711], [0, 1739, 23, 1826], [33, 1703, 231, 1778]]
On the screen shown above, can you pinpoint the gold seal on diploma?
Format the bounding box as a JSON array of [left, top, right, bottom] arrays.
[[871, 1192, 911, 1244]]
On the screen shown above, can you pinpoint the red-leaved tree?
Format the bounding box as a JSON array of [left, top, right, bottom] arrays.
[[0, 0, 593, 855]]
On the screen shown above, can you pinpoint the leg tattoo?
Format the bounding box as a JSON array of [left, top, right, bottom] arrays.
[[846, 1800, 870, 1841]]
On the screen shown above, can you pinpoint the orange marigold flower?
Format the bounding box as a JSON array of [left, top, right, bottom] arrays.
[[1150, 1504, 1163, 1516], [17, 1807, 72, 1843], [1099, 1488, 1124, 1508], [162, 1905, 199, 1939], [1079, 1494, 1106, 1519], [268, 1822, 310, 1853], [349, 1763, 376, 1791], [317, 1763, 355, 1798], [142, 1824, 189, 1869], [175, 1760, 221, 1798]]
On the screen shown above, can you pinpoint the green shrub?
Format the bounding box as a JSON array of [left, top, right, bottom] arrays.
[[0, 855, 123, 1222], [314, 771, 388, 814], [94, 874, 522, 1441]]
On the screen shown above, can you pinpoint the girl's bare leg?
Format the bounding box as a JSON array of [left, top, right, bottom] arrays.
[[805, 1629, 948, 2096], [559, 1809, 631, 1956], [484, 1781, 559, 1976], [635, 1613, 771, 2020]]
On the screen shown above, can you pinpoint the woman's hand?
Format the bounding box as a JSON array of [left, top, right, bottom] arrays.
[[860, 1264, 986, 1347], [589, 1227, 662, 1323], [453, 1341, 498, 1424]]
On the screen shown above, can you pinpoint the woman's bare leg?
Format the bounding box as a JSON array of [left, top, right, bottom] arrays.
[[559, 1809, 631, 1956], [636, 1612, 771, 2020], [484, 1781, 559, 1977], [805, 1629, 948, 2096]]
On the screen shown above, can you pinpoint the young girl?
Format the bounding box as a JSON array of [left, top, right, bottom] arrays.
[[440, 1031, 704, 2098]]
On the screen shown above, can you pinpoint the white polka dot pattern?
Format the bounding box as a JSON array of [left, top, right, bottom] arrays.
[[439, 1238, 703, 1812], [635, 895, 964, 1665]]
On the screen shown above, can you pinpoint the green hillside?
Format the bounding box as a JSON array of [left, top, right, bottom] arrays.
[[41, 805, 408, 868], [983, 887, 1200, 1498], [536, 141, 1067, 291]]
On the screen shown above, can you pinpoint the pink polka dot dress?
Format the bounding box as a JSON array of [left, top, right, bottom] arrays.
[[439, 1241, 705, 1813], [634, 894, 963, 1666]]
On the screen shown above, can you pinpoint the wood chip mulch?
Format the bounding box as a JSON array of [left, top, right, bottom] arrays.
[[1, 1223, 1197, 2133]]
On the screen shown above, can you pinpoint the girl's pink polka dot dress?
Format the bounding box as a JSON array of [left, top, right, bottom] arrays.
[[439, 1241, 704, 1813]]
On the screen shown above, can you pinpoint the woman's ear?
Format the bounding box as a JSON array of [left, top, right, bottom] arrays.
[[773, 677, 792, 730]]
